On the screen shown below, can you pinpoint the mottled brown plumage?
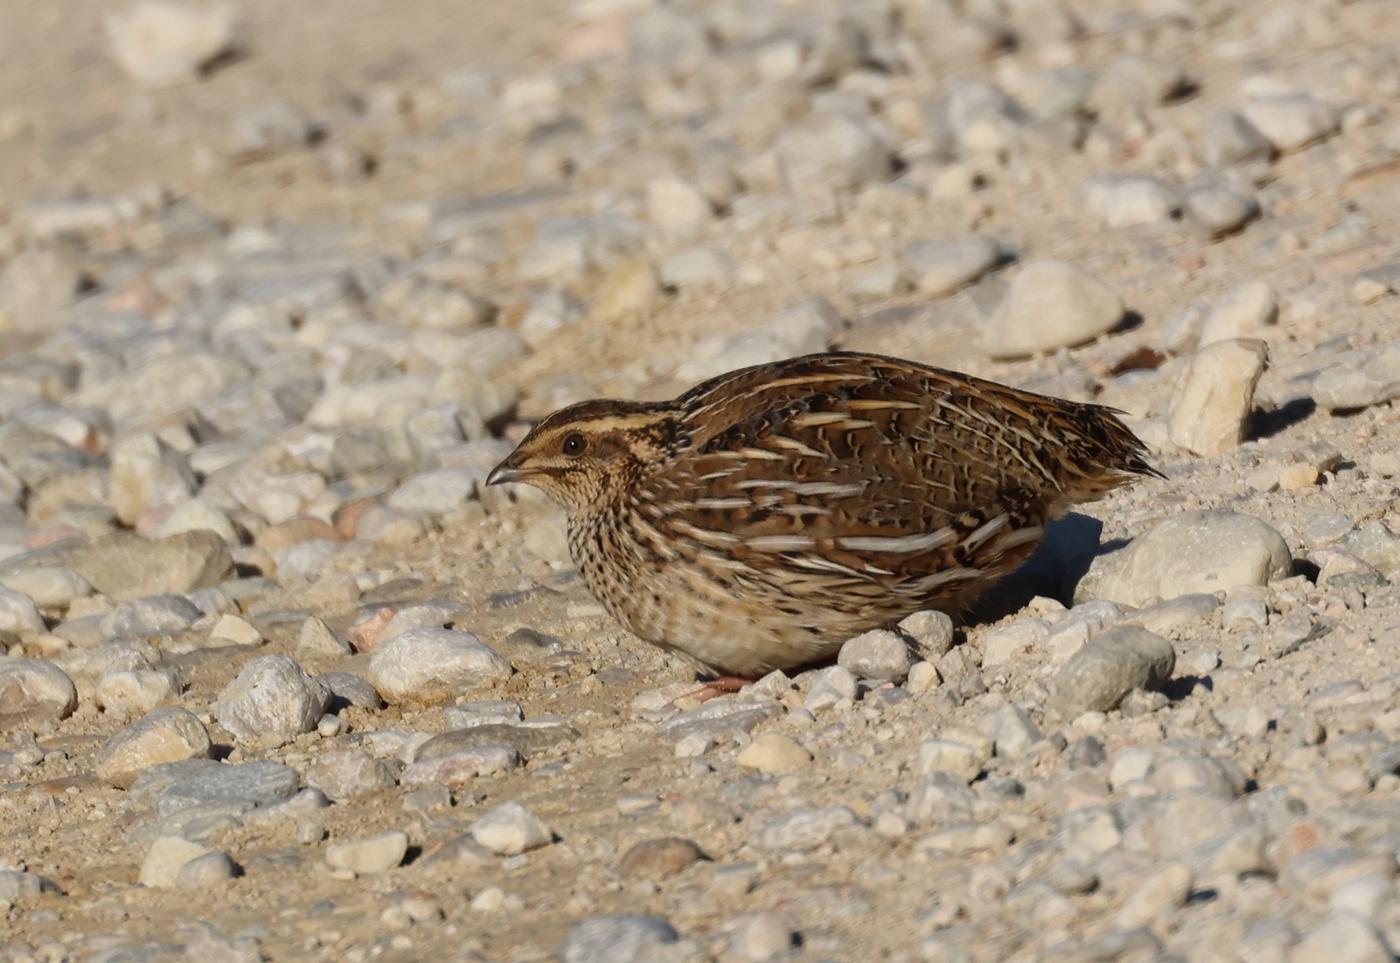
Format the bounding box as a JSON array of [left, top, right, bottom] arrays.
[[488, 351, 1160, 678]]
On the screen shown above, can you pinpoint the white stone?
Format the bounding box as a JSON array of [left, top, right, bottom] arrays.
[[1168, 338, 1268, 456], [470, 801, 552, 855], [917, 738, 989, 782], [209, 614, 262, 646], [646, 176, 713, 236], [898, 610, 955, 659], [1081, 175, 1182, 227], [297, 616, 350, 657], [140, 836, 212, 889], [324, 831, 408, 874], [105, 1, 235, 86], [737, 734, 812, 774], [1115, 863, 1192, 929], [155, 498, 239, 544], [981, 619, 1049, 667], [216, 655, 328, 748], [837, 629, 911, 682], [1199, 281, 1278, 346], [0, 567, 92, 608]]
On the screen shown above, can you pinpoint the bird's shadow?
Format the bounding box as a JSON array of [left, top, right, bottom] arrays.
[[963, 513, 1126, 625]]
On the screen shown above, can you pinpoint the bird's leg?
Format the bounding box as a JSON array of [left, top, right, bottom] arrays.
[[681, 675, 759, 704]]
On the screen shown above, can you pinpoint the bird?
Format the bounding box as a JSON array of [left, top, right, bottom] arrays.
[[487, 350, 1161, 683]]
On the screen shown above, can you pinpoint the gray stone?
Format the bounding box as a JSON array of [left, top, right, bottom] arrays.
[[58, 531, 234, 600], [756, 806, 856, 852], [0, 870, 57, 902], [445, 699, 524, 729], [1313, 343, 1400, 410], [560, 916, 684, 963], [130, 759, 300, 814], [174, 851, 239, 888], [400, 746, 520, 787], [983, 261, 1124, 359], [317, 671, 385, 711], [774, 110, 892, 193], [899, 235, 1002, 297], [1184, 178, 1260, 237], [139, 836, 212, 889], [305, 748, 396, 801], [99, 594, 202, 639], [297, 616, 350, 657], [657, 699, 778, 741], [414, 722, 573, 761], [216, 655, 328, 748], [367, 628, 512, 703], [1048, 625, 1175, 717]]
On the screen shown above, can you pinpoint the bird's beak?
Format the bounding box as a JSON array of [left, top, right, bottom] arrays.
[[485, 463, 519, 487]]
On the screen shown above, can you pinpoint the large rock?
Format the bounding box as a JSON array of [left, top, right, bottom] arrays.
[[983, 261, 1124, 359], [367, 628, 512, 704], [1077, 510, 1291, 606], [1168, 339, 1268, 455], [6, 531, 235, 601], [216, 655, 329, 749]]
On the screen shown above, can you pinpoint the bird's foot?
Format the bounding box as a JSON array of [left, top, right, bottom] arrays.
[[684, 675, 758, 703]]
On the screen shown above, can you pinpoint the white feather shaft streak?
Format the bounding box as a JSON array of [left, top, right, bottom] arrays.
[[835, 529, 957, 553], [743, 535, 818, 551]]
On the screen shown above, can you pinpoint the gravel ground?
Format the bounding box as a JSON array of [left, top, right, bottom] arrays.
[[3, 0, 1400, 960]]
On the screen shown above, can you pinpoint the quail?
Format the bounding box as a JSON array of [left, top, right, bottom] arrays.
[[487, 351, 1161, 680]]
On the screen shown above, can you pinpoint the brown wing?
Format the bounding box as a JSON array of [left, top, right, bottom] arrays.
[[635, 351, 1154, 600]]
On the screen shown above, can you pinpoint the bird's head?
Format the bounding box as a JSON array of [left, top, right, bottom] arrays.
[[486, 399, 677, 513]]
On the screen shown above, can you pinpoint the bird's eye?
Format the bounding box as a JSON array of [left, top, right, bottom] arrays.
[[562, 432, 588, 457]]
